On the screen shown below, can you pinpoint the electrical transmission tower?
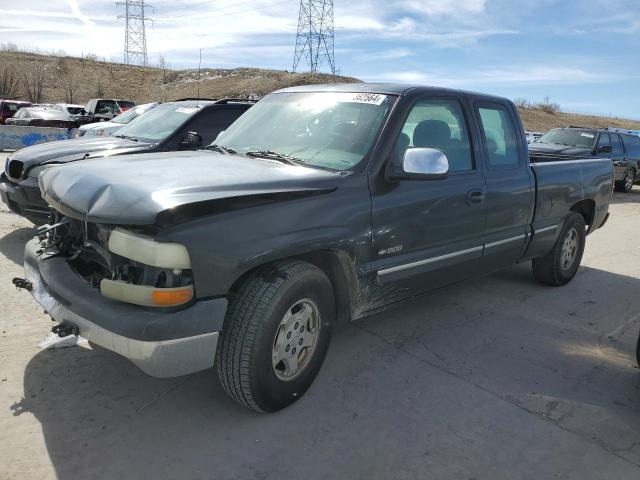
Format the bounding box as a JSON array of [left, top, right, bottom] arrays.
[[117, 1, 152, 66], [293, 0, 335, 74]]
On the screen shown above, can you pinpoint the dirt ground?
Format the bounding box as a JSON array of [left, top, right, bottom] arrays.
[[1, 151, 640, 479]]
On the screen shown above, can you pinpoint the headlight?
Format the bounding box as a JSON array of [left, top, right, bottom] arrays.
[[108, 227, 191, 269], [100, 280, 194, 307]]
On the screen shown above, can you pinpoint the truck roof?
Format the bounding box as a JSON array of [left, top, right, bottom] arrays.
[[275, 83, 510, 103]]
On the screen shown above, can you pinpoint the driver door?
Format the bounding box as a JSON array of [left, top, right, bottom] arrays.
[[370, 95, 487, 301]]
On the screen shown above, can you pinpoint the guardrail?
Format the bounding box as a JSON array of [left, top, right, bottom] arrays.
[[0, 125, 77, 150]]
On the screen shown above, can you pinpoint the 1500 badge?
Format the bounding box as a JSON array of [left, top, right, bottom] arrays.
[[378, 245, 404, 256]]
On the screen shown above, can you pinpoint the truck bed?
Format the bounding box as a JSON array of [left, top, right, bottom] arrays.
[[525, 156, 613, 259]]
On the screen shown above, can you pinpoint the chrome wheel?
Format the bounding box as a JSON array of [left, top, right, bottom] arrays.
[[560, 227, 579, 271], [625, 170, 635, 191], [272, 298, 321, 381]]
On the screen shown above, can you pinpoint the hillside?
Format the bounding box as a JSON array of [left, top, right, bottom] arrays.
[[0, 51, 359, 105], [1, 51, 639, 132], [517, 107, 640, 132]]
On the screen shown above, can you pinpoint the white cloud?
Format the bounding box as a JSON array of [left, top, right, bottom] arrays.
[[374, 65, 624, 87], [399, 0, 486, 17], [67, 0, 95, 27]]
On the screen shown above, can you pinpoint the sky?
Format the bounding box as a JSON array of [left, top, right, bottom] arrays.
[[1, 0, 639, 118]]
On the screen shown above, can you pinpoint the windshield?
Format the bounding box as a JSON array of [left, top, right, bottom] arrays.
[[112, 103, 157, 124], [115, 103, 202, 142], [66, 107, 85, 115], [213, 91, 395, 171], [538, 129, 597, 149]]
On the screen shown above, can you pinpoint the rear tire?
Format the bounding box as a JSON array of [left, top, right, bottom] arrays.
[[215, 260, 334, 412], [532, 212, 586, 286], [615, 168, 635, 193]]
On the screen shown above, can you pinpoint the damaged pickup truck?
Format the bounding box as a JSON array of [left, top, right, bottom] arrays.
[[15, 84, 614, 412]]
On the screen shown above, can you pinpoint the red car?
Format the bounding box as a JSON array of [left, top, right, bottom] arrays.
[[0, 100, 32, 124]]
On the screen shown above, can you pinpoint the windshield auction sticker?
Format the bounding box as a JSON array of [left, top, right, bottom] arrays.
[[330, 93, 388, 105], [346, 93, 388, 105], [175, 107, 198, 115], [581, 133, 595, 138]]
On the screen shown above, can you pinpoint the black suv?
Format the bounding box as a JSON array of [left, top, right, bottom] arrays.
[[0, 99, 253, 223], [529, 127, 640, 192]]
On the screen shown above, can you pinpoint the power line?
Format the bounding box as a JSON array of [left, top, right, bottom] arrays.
[[117, 1, 153, 66], [293, 0, 335, 74]]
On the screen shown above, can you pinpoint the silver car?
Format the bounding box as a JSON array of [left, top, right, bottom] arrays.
[[76, 102, 158, 138]]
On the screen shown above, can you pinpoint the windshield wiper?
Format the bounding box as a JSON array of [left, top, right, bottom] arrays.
[[114, 134, 139, 142], [205, 144, 237, 155], [246, 150, 305, 165]]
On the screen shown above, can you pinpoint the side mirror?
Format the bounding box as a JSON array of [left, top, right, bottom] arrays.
[[179, 131, 203, 150], [597, 144, 613, 154], [390, 148, 450, 180]]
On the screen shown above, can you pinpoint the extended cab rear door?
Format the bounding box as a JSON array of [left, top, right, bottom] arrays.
[[471, 98, 534, 268], [370, 92, 487, 296]]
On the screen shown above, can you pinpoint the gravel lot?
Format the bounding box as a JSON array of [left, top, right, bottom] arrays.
[[1, 149, 640, 479]]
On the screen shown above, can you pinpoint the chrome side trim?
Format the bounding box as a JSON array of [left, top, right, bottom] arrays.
[[485, 234, 526, 249], [378, 246, 483, 276], [535, 224, 558, 234]]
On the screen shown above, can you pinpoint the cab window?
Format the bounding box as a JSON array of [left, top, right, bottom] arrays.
[[394, 98, 474, 172], [477, 105, 520, 168]]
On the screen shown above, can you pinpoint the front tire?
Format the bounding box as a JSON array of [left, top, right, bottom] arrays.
[[615, 168, 635, 193], [216, 260, 334, 412], [532, 212, 586, 286]]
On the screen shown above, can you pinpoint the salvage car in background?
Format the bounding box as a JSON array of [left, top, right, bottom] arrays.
[[530, 127, 640, 192], [0, 100, 32, 124], [83, 98, 135, 122], [5, 107, 78, 129], [76, 102, 159, 138], [52, 103, 93, 125], [14, 84, 613, 412], [0, 99, 254, 223]]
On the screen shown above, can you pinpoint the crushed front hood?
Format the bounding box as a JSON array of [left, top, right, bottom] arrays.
[[10, 136, 153, 170], [40, 151, 343, 225]]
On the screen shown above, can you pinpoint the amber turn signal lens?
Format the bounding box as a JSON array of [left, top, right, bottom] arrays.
[[152, 287, 193, 306]]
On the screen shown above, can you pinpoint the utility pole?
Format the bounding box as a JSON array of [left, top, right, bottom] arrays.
[[292, 0, 335, 74], [117, 1, 152, 66]]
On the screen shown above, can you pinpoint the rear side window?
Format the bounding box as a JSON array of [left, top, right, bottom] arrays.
[[477, 105, 520, 168], [97, 101, 118, 114], [622, 134, 640, 157], [395, 98, 474, 172], [610, 134, 623, 154]]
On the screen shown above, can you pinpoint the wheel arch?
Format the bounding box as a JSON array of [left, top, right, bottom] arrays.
[[227, 249, 359, 324], [570, 199, 595, 231]]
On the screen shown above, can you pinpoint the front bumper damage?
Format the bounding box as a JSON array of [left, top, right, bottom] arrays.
[[0, 173, 50, 224], [22, 239, 227, 377]]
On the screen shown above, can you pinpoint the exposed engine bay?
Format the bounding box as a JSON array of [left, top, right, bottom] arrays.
[[37, 210, 193, 292]]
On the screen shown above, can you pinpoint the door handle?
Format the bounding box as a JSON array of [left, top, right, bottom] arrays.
[[467, 189, 486, 205]]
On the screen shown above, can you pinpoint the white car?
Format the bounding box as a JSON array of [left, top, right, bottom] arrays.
[[76, 102, 158, 138], [525, 131, 544, 144]]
